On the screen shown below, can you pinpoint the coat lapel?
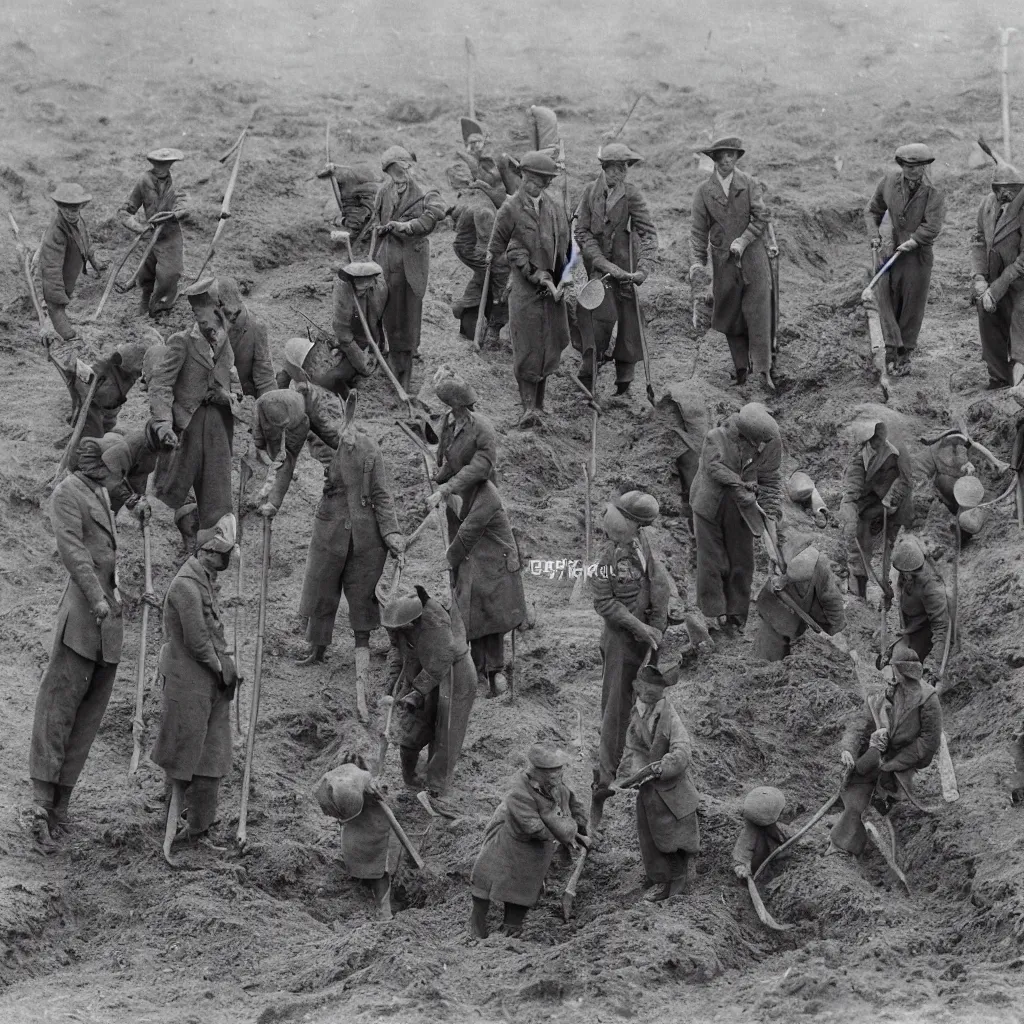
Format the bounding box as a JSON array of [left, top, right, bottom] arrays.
[[394, 180, 425, 220], [188, 326, 215, 369], [992, 189, 1024, 246]]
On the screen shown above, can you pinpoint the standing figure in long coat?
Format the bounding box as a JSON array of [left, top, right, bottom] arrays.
[[865, 143, 946, 375], [120, 148, 187, 317], [689, 136, 775, 390], [970, 161, 1024, 389], [840, 418, 914, 598], [371, 146, 445, 390], [488, 151, 572, 427], [29, 437, 123, 851], [447, 479, 526, 697], [891, 535, 949, 671], [618, 665, 700, 901], [754, 542, 846, 661], [385, 586, 477, 797], [590, 491, 672, 823], [574, 144, 658, 398], [147, 278, 236, 545], [37, 183, 106, 350], [689, 402, 782, 631], [151, 520, 238, 848], [447, 163, 509, 346], [214, 276, 276, 399], [297, 393, 405, 721], [469, 743, 588, 938], [832, 644, 941, 854]]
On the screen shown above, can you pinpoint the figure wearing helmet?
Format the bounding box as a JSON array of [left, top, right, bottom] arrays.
[[970, 161, 1024, 389], [891, 534, 949, 671], [732, 786, 789, 879]]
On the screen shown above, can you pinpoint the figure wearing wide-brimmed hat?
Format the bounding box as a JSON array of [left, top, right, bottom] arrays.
[[970, 160, 1024, 389], [574, 143, 659, 399], [120, 147, 187, 317], [469, 742, 589, 937], [488, 150, 572, 427], [370, 145, 446, 390], [36, 182, 106, 353], [865, 143, 946, 375], [689, 136, 775, 391]]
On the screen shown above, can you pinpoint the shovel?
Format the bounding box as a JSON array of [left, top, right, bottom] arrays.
[[471, 261, 492, 352], [89, 227, 153, 321], [116, 224, 165, 293], [51, 373, 102, 487], [562, 844, 590, 922], [746, 876, 792, 931], [232, 456, 254, 734], [862, 244, 892, 401], [562, 369, 600, 605], [627, 217, 656, 405], [129, 520, 155, 775]]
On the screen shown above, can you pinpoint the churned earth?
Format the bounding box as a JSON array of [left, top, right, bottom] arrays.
[[1, 0, 1023, 1021]]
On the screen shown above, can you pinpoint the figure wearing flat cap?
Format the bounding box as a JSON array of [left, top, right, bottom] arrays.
[[732, 786, 790, 880], [385, 586, 477, 796], [617, 665, 700, 901], [252, 381, 343, 516], [147, 278, 236, 539], [832, 643, 941, 855], [891, 534, 949, 671], [98, 428, 159, 519], [67, 335, 153, 444], [314, 756, 399, 920], [456, 118, 506, 192], [865, 144, 946, 375], [754, 538, 846, 662], [590, 490, 672, 823], [28, 436, 124, 852], [297, 393, 405, 720], [324, 261, 387, 396], [469, 742, 589, 937], [447, 163, 509, 347], [689, 403, 782, 631], [212, 277, 276, 399], [488, 151, 573, 427], [575, 144, 658, 398], [151, 516, 239, 852], [840, 418, 914, 599], [370, 146, 445, 390], [36, 183, 107, 355], [971, 162, 1024, 389], [120, 148, 187, 316], [689, 137, 775, 390]]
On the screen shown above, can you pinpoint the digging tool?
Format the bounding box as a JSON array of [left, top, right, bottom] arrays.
[[746, 876, 793, 932], [237, 516, 272, 850], [864, 818, 910, 893], [767, 219, 781, 364], [51, 373, 101, 486], [417, 789, 458, 820], [233, 457, 254, 735], [464, 35, 476, 119], [564, 370, 600, 605], [627, 216, 656, 405], [377, 695, 395, 775], [937, 733, 960, 802], [508, 528, 526, 705], [192, 121, 250, 283], [862, 251, 902, 300], [609, 94, 645, 141], [369, 226, 379, 261], [219, 103, 259, 164], [879, 506, 891, 653], [163, 780, 185, 867], [116, 224, 165, 294], [331, 229, 355, 263], [919, 430, 1011, 476], [562, 844, 590, 922], [753, 767, 852, 881], [129, 520, 155, 775], [8, 212, 49, 331], [325, 120, 346, 217], [1001, 28, 1018, 162], [939, 522, 960, 681], [862, 243, 891, 400], [774, 589, 850, 656], [471, 261, 492, 352], [380, 801, 425, 869], [614, 760, 662, 791], [575, 708, 585, 760], [89, 228, 152, 321]]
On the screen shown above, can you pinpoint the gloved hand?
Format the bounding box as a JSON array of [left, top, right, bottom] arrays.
[[385, 533, 406, 556], [735, 488, 757, 508], [688, 263, 708, 284], [205, 389, 232, 407], [259, 502, 278, 518], [89, 255, 108, 274], [427, 484, 451, 508], [733, 862, 751, 879], [135, 497, 151, 523], [841, 750, 856, 770], [155, 422, 178, 450], [869, 728, 889, 750], [316, 163, 337, 179], [630, 269, 647, 286], [973, 276, 989, 299], [896, 238, 918, 253], [75, 360, 95, 384], [399, 689, 424, 712], [92, 599, 111, 623], [769, 573, 789, 593], [150, 211, 176, 225], [869, 515, 884, 536], [729, 239, 746, 258], [123, 214, 147, 234], [219, 655, 238, 699], [142, 590, 161, 609], [981, 290, 997, 314], [639, 624, 663, 649]]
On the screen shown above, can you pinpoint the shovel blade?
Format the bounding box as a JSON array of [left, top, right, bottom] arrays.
[[561, 891, 575, 922]]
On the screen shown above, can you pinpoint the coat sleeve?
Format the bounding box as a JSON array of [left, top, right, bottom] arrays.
[[646, 546, 672, 633], [504, 783, 554, 841], [755, 437, 783, 518], [370, 449, 400, 538], [703, 433, 746, 493], [884, 447, 915, 512], [575, 184, 613, 273], [689, 187, 711, 268], [469, 206, 495, 268], [814, 561, 847, 635], [304, 386, 342, 451], [446, 489, 497, 569], [841, 708, 873, 758], [410, 626, 456, 695], [619, 712, 648, 779], [39, 223, 71, 306], [912, 185, 946, 247], [250, 323, 277, 398], [865, 176, 887, 234], [438, 420, 497, 492], [51, 485, 106, 609], [920, 574, 949, 665], [487, 201, 515, 264], [656, 704, 693, 781], [591, 543, 649, 640], [883, 692, 942, 772], [971, 201, 989, 279], [149, 332, 187, 427], [840, 450, 866, 523], [628, 184, 659, 275], [737, 177, 769, 250], [990, 211, 1024, 301], [732, 822, 760, 871], [121, 179, 144, 216], [401, 190, 445, 236], [169, 577, 222, 674]]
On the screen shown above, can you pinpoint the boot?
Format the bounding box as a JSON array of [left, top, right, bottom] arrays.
[[851, 576, 868, 599], [138, 288, 153, 316], [49, 785, 73, 835], [469, 896, 490, 938], [399, 747, 421, 788], [483, 322, 502, 349], [354, 646, 370, 723], [614, 380, 632, 396], [297, 645, 326, 666], [30, 780, 57, 853], [371, 874, 393, 921], [761, 370, 776, 392], [517, 379, 541, 428], [501, 902, 529, 936], [535, 377, 547, 413], [174, 503, 199, 554], [734, 367, 748, 386]]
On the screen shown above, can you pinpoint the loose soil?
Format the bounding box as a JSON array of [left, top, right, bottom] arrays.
[[2, 1, 1024, 1021]]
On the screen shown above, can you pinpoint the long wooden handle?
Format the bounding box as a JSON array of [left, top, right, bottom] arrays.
[[237, 516, 272, 847], [129, 522, 153, 775], [52, 374, 101, 485], [122, 224, 165, 291], [352, 293, 412, 406], [89, 230, 151, 321], [862, 251, 901, 296], [471, 263, 492, 352], [380, 802, 425, 869]]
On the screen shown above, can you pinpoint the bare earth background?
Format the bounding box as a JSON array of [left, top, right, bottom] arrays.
[[2, 0, 1024, 1021]]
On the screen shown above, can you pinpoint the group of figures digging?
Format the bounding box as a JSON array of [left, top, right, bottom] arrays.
[[17, 105, 1024, 930]]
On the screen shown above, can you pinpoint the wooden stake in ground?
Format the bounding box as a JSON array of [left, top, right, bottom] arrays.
[[233, 457, 254, 735], [1001, 28, 1018, 163], [465, 36, 476, 119], [471, 261, 491, 352], [237, 515, 272, 850], [129, 519, 155, 775]]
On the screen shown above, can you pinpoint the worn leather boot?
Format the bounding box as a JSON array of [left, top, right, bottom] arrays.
[[399, 747, 421, 788], [174, 503, 199, 554], [852, 576, 868, 599], [354, 646, 370, 723], [469, 896, 490, 938], [297, 645, 326, 666]]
